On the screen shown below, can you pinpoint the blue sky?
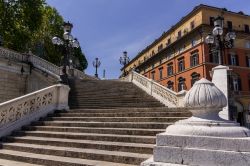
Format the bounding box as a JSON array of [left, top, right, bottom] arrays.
[[46, 0, 250, 79]]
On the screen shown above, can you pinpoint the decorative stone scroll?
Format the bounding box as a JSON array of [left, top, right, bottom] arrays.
[[0, 84, 70, 138], [126, 71, 185, 107]]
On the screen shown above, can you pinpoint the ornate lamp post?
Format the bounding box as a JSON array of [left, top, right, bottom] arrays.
[[205, 16, 236, 65], [119, 51, 130, 76], [52, 21, 80, 84], [93, 57, 101, 78]]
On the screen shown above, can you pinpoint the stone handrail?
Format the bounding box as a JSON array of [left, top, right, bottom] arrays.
[[0, 84, 70, 138], [0, 47, 28, 62], [28, 53, 61, 76], [0, 47, 94, 80], [72, 68, 99, 80], [126, 71, 186, 107]]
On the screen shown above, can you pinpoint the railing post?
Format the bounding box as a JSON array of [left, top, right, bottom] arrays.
[[149, 79, 153, 95]]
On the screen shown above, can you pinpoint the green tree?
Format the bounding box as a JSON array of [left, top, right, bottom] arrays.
[[0, 1, 88, 70], [73, 47, 88, 71], [0, 0, 44, 51]]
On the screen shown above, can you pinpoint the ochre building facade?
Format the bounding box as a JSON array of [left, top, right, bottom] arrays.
[[123, 4, 250, 126]]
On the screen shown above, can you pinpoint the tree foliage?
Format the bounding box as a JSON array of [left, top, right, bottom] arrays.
[[0, 0, 88, 71]]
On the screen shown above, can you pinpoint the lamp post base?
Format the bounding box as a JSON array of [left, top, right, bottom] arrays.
[[60, 73, 69, 85]]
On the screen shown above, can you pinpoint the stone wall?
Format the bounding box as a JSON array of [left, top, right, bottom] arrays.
[[0, 58, 59, 103], [26, 68, 59, 93], [0, 59, 29, 103]]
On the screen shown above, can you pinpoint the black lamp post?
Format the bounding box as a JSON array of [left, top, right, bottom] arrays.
[[52, 21, 80, 84], [0, 35, 3, 46], [205, 16, 236, 65], [93, 57, 101, 78], [119, 51, 130, 76]]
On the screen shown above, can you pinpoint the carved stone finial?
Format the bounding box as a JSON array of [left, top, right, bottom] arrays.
[[184, 78, 227, 108]]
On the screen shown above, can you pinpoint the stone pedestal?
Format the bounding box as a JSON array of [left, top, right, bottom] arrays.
[[141, 78, 250, 166], [211, 65, 230, 120]]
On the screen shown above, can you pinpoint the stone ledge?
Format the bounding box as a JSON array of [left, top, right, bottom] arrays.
[[141, 157, 186, 166], [154, 146, 250, 166], [156, 133, 250, 152]]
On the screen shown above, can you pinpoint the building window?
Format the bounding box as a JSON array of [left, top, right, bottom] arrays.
[[246, 41, 250, 48], [191, 39, 198, 47], [230, 74, 242, 91], [158, 44, 163, 52], [231, 54, 237, 65], [233, 77, 239, 91], [151, 71, 155, 80], [159, 59, 162, 65], [167, 38, 171, 46], [191, 72, 200, 86], [245, 24, 250, 33], [178, 77, 186, 92], [159, 68, 163, 80], [178, 58, 185, 72], [190, 21, 195, 30], [209, 17, 214, 26], [177, 30, 182, 39], [152, 63, 155, 69], [167, 81, 174, 90], [228, 53, 239, 66], [227, 21, 233, 31], [167, 63, 173, 76], [190, 52, 199, 67], [246, 56, 250, 67], [248, 74, 250, 91]]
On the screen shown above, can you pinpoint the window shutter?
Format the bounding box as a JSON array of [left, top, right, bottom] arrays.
[[235, 54, 239, 66], [228, 54, 231, 65], [238, 78, 242, 91]]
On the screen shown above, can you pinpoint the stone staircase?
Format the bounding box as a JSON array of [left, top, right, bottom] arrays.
[[0, 79, 191, 166]]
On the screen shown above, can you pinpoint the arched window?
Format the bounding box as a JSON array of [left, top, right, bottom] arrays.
[[178, 77, 186, 92], [167, 81, 174, 90], [191, 72, 200, 86]]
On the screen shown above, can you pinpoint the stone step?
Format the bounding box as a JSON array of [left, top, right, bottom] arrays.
[[51, 112, 187, 117], [69, 105, 164, 109], [22, 126, 165, 136], [1, 143, 151, 165], [0, 159, 42, 166], [0, 150, 136, 166], [63, 108, 189, 113], [69, 98, 157, 102], [69, 105, 164, 108], [13, 131, 156, 144], [32, 121, 172, 129], [43, 117, 187, 122], [70, 100, 163, 104], [71, 94, 150, 98], [6, 136, 154, 154]]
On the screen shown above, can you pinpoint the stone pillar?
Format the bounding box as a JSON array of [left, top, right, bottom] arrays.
[[141, 78, 250, 166], [211, 65, 230, 120]]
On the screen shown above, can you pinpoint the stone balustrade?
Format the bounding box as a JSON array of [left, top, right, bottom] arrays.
[[126, 71, 186, 107], [0, 84, 70, 138], [0, 47, 93, 80]]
